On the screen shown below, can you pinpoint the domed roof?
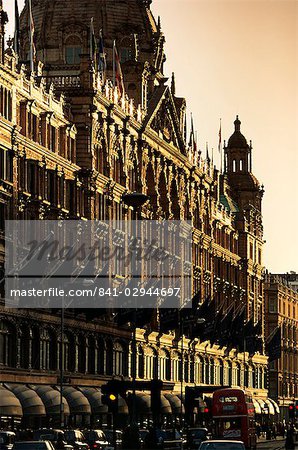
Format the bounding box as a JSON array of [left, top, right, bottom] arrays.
[[227, 116, 248, 149], [19, 0, 159, 66]]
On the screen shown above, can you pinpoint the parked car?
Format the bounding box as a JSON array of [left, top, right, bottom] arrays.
[[103, 430, 122, 449], [0, 432, 16, 450], [198, 440, 245, 450], [186, 428, 209, 449], [13, 441, 56, 450], [143, 429, 183, 450], [63, 431, 89, 450], [33, 430, 73, 450], [83, 430, 109, 450]]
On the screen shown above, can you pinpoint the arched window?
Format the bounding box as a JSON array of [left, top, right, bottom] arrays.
[[78, 335, 86, 373], [195, 355, 204, 384], [138, 345, 144, 379], [159, 349, 171, 381], [106, 340, 114, 375], [184, 353, 189, 383], [97, 337, 106, 375], [210, 358, 215, 385], [145, 347, 158, 380], [20, 325, 30, 369], [114, 341, 125, 376], [219, 359, 224, 385], [227, 361, 233, 387], [62, 332, 75, 372], [88, 336, 96, 374], [232, 159, 236, 172], [64, 35, 82, 65], [235, 362, 241, 387], [0, 321, 15, 367]]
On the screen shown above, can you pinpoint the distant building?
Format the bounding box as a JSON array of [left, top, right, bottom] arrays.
[[0, 0, 275, 429], [264, 273, 298, 419]]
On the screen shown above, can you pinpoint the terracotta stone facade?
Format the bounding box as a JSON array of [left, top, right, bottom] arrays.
[[0, 0, 271, 426], [264, 274, 298, 419]]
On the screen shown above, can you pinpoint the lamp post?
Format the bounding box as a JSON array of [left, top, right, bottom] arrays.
[[122, 192, 149, 426], [179, 314, 205, 432]]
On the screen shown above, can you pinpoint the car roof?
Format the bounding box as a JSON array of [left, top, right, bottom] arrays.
[[15, 441, 50, 443], [201, 440, 244, 444]]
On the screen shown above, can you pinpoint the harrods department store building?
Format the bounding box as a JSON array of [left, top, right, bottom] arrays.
[[0, 0, 277, 427]]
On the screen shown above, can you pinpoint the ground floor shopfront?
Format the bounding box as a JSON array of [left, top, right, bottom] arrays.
[[0, 382, 281, 431]]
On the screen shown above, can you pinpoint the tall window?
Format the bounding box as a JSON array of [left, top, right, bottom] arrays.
[[138, 345, 144, 379], [65, 35, 82, 64], [0, 321, 15, 367], [65, 46, 82, 64]]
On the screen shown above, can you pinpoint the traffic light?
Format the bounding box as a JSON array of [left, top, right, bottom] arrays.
[[102, 392, 118, 414], [295, 401, 298, 417], [289, 404, 295, 419]]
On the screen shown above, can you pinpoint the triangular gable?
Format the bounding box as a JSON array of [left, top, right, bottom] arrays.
[[143, 85, 186, 153]]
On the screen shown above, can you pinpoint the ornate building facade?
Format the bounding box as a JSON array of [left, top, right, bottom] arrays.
[[264, 273, 298, 419], [0, 0, 274, 428]]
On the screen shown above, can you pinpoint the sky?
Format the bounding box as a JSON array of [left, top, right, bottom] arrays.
[[4, 0, 298, 274]]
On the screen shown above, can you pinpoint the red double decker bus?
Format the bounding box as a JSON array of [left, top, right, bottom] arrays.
[[212, 388, 256, 449]]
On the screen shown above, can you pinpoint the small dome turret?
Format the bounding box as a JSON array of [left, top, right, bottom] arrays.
[[228, 115, 248, 149]]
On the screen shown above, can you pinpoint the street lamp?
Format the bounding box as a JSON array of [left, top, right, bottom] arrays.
[[122, 191, 149, 425], [179, 314, 205, 432]]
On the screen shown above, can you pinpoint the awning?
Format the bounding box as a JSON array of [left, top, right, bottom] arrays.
[[134, 392, 151, 414], [78, 387, 108, 414], [268, 398, 280, 414], [5, 384, 46, 416], [118, 395, 129, 415], [252, 398, 261, 414], [164, 394, 184, 414], [57, 386, 91, 415], [0, 386, 23, 417], [160, 394, 172, 414], [255, 399, 267, 414], [30, 385, 70, 416], [264, 399, 275, 415]]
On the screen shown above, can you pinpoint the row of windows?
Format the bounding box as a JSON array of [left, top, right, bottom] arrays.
[[0, 321, 266, 389], [18, 107, 76, 162]]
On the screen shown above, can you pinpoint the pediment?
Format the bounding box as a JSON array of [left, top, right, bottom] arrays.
[[143, 85, 185, 153]]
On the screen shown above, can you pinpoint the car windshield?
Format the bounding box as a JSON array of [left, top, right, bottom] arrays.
[[33, 431, 57, 441], [85, 431, 105, 441], [14, 444, 47, 450], [64, 431, 83, 441], [190, 430, 207, 439], [0, 434, 12, 444]]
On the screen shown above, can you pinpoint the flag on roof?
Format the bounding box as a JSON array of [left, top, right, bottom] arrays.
[[28, 0, 36, 72], [98, 29, 107, 81], [113, 41, 125, 97]]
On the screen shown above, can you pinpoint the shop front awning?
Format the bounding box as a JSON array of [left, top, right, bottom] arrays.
[[78, 387, 108, 414], [133, 392, 151, 414], [30, 385, 70, 416], [264, 399, 275, 415], [252, 398, 261, 414], [5, 384, 46, 416], [268, 398, 280, 414], [160, 394, 172, 414], [164, 394, 184, 414], [57, 386, 91, 415], [0, 385, 23, 417]]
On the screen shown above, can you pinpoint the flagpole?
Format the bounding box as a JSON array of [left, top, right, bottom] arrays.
[[14, 0, 20, 57], [28, 0, 34, 72], [113, 40, 116, 88], [219, 118, 222, 172]]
